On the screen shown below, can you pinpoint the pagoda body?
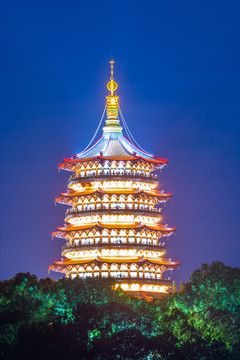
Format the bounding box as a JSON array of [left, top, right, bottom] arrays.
[[50, 61, 179, 298]]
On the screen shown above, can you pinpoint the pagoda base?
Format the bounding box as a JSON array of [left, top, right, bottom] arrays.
[[127, 291, 168, 301]]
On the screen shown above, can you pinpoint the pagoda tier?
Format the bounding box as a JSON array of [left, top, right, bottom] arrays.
[[56, 189, 172, 206], [49, 258, 177, 295], [53, 223, 175, 241], [50, 61, 179, 299], [59, 154, 168, 172]]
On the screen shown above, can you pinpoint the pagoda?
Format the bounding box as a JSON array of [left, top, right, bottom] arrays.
[[49, 61, 179, 298]]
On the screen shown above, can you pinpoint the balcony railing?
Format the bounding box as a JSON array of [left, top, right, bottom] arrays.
[[116, 277, 172, 285], [65, 206, 162, 218], [68, 171, 158, 184], [72, 276, 172, 285], [62, 242, 166, 252]]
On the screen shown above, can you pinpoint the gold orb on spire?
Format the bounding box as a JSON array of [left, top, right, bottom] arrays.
[[107, 80, 118, 95], [107, 60, 118, 96]]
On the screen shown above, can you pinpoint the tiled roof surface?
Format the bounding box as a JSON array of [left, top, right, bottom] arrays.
[[76, 133, 155, 160]]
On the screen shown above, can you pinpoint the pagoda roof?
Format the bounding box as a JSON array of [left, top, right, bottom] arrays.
[[50, 257, 179, 268], [59, 133, 167, 170], [50, 258, 179, 275], [56, 188, 172, 203], [53, 222, 175, 238]]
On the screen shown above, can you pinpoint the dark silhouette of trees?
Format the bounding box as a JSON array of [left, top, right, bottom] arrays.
[[0, 262, 240, 359]]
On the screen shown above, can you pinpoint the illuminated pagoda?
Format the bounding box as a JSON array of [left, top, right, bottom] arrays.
[[50, 61, 179, 298]]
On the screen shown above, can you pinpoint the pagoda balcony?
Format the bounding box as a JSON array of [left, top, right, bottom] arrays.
[[65, 206, 162, 220], [68, 172, 158, 186], [61, 242, 166, 253], [115, 277, 172, 286]]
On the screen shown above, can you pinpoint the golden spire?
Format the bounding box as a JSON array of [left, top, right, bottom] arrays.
[[110, 59, 114, 78], [104, 60, 122, 134], [107, 60, 118, 96]]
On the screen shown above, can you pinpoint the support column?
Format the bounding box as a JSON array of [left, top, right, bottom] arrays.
[[128, 265, 130, 278]]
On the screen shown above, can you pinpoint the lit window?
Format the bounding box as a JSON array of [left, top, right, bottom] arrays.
[[130, 272, 137, 278], [101, 272, 108, 278], [116, 271, 127, 278], [83, 272, 92, 278]]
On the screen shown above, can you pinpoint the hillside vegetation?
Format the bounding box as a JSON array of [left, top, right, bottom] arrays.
[[0, 262, 240, 359]]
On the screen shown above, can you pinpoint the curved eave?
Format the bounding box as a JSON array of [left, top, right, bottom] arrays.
[[50, 257, 179, 268], [55, 189, 172, 204], [52, 223, 176, 239], [59, 155, 168, 169]]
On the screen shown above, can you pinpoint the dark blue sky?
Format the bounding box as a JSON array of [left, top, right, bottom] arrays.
[[1, 1, 240, 284]]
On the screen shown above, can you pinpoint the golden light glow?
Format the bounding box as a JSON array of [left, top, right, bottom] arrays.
[[101, 214, 134, 223], [63, 248, 165, 260], [70, 183, 92, 191], [116, 283, 169, 293], [70, 180, 158, 192], [100, 181, 157, 191], [67, 213, 161, 227], [67, 215, 100, 225], [107, 60, 118, 96]]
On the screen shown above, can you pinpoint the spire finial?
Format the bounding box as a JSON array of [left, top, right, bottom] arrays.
[[110, 59, 114, 78], [107, 60, 118, 96], [104, 60, 122, 134]]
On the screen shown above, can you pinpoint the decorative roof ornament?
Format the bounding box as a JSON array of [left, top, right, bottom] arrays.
[[107, 60, 118, 96], [104, 60, 122, 134], [66, 60, 166, 161]]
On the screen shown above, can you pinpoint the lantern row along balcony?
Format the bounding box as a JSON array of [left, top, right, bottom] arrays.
[[70, 273, 172, 286], [62, 241, 166, 252], [116, 278, 172, 286], [68, 171, 158, 185], [65, 206, 162, 219]]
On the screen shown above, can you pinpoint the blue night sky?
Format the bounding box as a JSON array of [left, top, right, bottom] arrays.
[[0, 0, 240, 284]]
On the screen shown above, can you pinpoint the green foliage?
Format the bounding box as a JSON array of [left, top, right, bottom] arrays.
[[0, 262, 239, 359]]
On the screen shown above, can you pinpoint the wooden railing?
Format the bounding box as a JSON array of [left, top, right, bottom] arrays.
[[62, 242, 166, 252], [68, 171, 158, 184], [65, 206, 162, 217]]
